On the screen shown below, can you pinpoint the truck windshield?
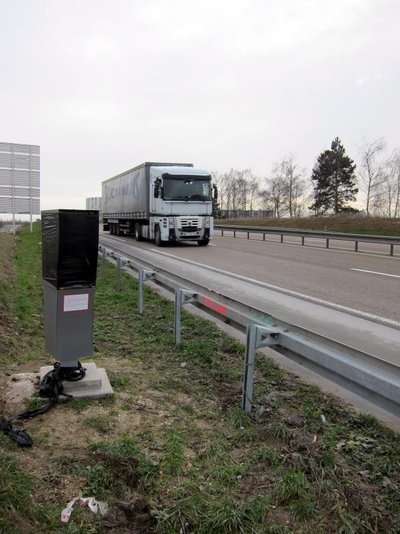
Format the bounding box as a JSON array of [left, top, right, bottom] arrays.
[[163, 177, 212, 201]]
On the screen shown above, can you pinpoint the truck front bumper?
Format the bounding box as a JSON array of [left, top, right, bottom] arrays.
[[170, 228, 209, 241]]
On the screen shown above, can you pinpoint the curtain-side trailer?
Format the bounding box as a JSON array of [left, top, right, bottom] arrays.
[[102, 162, 216, 246]]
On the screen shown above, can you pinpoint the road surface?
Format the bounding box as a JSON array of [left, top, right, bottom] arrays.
[[102, 232, 400, 325], [100, 232, 400, 366]]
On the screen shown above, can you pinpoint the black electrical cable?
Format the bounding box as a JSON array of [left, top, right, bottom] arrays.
[[1, 361, 86, 447], [0, 417, 33, 447]]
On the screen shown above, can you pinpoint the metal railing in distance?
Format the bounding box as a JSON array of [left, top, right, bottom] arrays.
[[215, 225, 400, 256], [99, 245, 400, 415]]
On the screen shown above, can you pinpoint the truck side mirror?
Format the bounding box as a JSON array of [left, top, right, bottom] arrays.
[[213, 185, 218, 200], [154, 178, 161, 198]]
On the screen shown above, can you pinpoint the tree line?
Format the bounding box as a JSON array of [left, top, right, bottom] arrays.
[[212, 137, 400, 218]]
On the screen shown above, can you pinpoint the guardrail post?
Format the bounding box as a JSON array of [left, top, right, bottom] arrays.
[[280, 234, 283, 244], [242, 325, 280, 412], [174, 289, 197, 345], [263, 233, 266, 242], [138, 268, 155, 314], [116, 257, 122, 291], [242, 325, 258, 412], [247, 231, 250, 239], [115, 257, 130, 291], [390, 244, 394, 256], [355, 241, 358, 252], [234, 230, 236, 238], [301, 236, 305, 246], [326, 238, 330, 249]]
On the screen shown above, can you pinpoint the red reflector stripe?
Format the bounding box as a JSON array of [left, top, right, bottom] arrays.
[[200, 296, 227, 317]]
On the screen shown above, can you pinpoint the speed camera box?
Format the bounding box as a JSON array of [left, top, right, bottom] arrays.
[[41, 209, 99, 288]]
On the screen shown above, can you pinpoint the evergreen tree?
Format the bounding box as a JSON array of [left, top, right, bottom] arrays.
[[309, 137, 358, 214]]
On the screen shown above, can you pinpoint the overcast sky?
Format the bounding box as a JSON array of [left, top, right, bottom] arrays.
[[1, 0, 399, 211]]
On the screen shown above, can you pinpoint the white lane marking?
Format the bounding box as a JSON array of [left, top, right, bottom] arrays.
[[149, 249, 400, 329], [350, 268, 400, 279]]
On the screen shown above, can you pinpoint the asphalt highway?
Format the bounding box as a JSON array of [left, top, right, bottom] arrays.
[[105, 232, 400, 325], [100, 231, 400, 362]]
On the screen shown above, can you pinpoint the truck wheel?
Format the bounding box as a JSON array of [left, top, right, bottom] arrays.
[[155, 227, 163, 247], [134, 223, 143, 241], [198, 239, 209, 246]]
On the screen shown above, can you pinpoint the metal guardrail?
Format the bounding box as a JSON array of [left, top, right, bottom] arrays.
[[99, 244, 400, 415], [215, 225, 400, 256]]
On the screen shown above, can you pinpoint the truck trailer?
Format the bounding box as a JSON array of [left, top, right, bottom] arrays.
[[102, 162, 216, 246]]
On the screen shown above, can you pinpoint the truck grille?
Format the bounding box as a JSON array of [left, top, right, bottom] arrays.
[[178, 217, 200, 230]]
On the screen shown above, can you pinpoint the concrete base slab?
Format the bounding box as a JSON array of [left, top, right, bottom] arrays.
[[40, 362, 113, 399], [5, 372, 39, 412]]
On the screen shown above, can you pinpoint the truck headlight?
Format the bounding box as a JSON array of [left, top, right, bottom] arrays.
[[204, 216, 210, 228], [169, 217, 175, 228]]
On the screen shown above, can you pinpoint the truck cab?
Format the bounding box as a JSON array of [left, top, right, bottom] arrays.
[[150, 165, 213, 246]]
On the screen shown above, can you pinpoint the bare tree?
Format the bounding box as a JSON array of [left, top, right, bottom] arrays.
[[358, 138, 386, 215], [389, 150, 400, 217], [246, 172, 260, 216], [380, 150, 400, 217], [263, 154, 307, 217], [212, 169, 235, 217], [212, 169, 257, 218], [280, 155, 307, 217], [236, 171, 248, 214], [261, 177, 287, 217]]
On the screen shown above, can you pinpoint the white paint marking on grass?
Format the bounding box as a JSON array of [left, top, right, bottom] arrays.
[[150, 249, 400, 329], [350, 268, 400, 279]]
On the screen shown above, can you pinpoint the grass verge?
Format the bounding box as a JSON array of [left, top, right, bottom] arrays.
[[0, 223, 399, 533], [217, 215, 400, 236]]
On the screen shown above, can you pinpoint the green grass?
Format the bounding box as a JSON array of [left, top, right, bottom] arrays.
[[1, 223, 400, 533], [84, 415, 114, 434], [276, 471, 312, 503], [218, 215, 400, 236], [0, 225, 44, 364], [159, 494, 269, 534], [252, 444, 281, 466], [162, 428, 186, 476]]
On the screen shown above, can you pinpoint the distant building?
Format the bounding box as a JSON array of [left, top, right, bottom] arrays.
[[86, 197, 102, 219], [0, 142, 40, 228]]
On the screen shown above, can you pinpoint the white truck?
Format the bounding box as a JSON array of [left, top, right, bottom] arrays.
[[102, 162, 216, 246]]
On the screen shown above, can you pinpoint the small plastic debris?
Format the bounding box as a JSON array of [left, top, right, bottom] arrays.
[[321, 414, 327, 424], [61, 497, 108, 523], [180, 362, 187, 368]]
